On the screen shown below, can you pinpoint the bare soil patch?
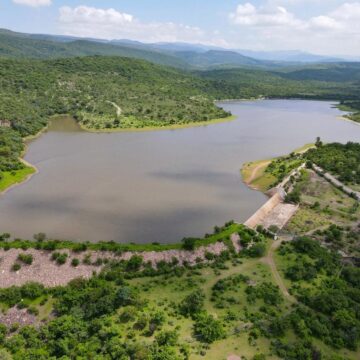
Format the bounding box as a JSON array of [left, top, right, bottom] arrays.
[[0, 307, 37, 327], [0, 241, 234, 288]]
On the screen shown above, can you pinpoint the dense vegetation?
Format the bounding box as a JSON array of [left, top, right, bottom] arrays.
[[0, 127, 27, 185], [305, 142, 360, 185], [0, 56, 232, 135], [0, 51, 356, 190], [276, 237, 360, 354], [0, 31, 360, 359], [0, 224, 270, 359], [339, 100, 360, 123], [275, 63, 360, 82], [197, 66, 360, 100], [0, 29, 188, 68], [0, 228, 359, 359]]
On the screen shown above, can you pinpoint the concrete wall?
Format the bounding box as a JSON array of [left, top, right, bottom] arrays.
[[244, 191, 283, 229]]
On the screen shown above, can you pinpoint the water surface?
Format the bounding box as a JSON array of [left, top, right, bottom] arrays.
[[0, 100, 359, 243]]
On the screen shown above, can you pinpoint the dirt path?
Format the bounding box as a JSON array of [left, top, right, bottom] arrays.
[[247, 161, 270, 184], [313, 164, 360, 201], [106, 101, 122, 117], [262, 237, 297, 303]]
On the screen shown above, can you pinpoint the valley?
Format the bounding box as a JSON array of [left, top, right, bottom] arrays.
[[0, 18, 359, 360]]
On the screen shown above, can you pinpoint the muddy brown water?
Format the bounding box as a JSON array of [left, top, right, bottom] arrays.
[[0, 100, 359, 243]]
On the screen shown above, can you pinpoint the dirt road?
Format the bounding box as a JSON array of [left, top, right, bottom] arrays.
[[262, 237, 297, 303]]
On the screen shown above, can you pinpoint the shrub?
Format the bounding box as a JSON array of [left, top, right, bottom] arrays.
[[83, 254, 92, 265], [27, 306, 39, 316], [204, 251, 215, 260], [126, 255, 143, 272], [20, 282, 45, 299], [33, 233, 46, 242], [182, 237, 196, 251], [0, 233, 10, 241], [11, 263, 21, 272], [156, 330, 179, 346], [71, 258, 80, 267], [0, 324, 6, 345], [72, 243, 88, 253], [247, 243, 266, 258], [179, 289, 205, 317], [17, 253, 33, 265], [285, 189, 301, 204], [52, 252, 68, 265], [193, 312, 225, 343]]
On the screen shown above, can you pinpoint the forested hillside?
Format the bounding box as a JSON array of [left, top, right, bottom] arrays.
[[275, 63, 360, 82], [172, 50, 265, 68], [1, 52, 360, 189], [0, 29, 188, 68], [199, 67, 360, 100], [0, 56, 230, 136], [1, 55, 359, 138]]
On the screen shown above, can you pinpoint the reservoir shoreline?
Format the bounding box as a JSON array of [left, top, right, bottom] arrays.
[[0, 100, 359, 244]]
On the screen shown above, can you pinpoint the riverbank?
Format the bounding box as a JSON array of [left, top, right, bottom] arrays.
[[338, 115, 360, 126], [0, 241, 234, 288], [0, 222, 243, 253], [0, 161, 37, 195], [241, 143, 314, 192], [241, 159, 273, 192], [336, 103, 360, 124], [0, 223, 249, 288], [0, 114, 235, 195], [23, 124, 49, 143], [79, 115, 236, 133]]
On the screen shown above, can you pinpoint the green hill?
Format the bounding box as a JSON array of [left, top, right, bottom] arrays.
[[199, 65, 360, 100], [0, 56, 231, 138], [171, 50, 265, 69], [0, 29, 188, 68], [274, 63, 360, 82]]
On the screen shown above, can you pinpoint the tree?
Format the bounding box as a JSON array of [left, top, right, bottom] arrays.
[[285, 189, 301, 204], [182, 238, 196, 251], [247, 243, 266, 258], [115, 286, 136, 307], [193, 312, 225, 343], [179, 289, 205, 317], [126, 255, 143, 272], [315, 137, 323, 148], [33, 233, 46, 242], [156, 330, 179, 346]]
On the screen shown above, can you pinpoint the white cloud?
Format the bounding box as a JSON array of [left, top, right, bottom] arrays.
[[229, 3, 303, 28], [58, 5, 227, 46], [12, 0, 51, 7], [228, 2, 360, 56], [309, 15, 342, 30], [59, 6, 133, 26]]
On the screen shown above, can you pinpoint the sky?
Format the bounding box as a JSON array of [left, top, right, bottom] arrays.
[[1, 0, 360, 56]]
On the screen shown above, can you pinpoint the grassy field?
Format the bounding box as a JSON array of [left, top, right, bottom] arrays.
[[15, 246, 357, 360], [107, 254, 285, 359], [0, 166, 35, 193], [241, 159, 274, 192], [241, 144, 314, 193], [285, 170, 359, 235]]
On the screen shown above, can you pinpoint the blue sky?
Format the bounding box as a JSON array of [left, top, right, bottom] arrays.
[[1, 0, 360, 56]]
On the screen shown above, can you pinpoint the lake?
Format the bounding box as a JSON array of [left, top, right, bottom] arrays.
[[0, 100, 359, 243]]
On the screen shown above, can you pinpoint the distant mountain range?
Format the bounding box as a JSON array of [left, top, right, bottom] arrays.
[[0, 28, 357, 69]]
